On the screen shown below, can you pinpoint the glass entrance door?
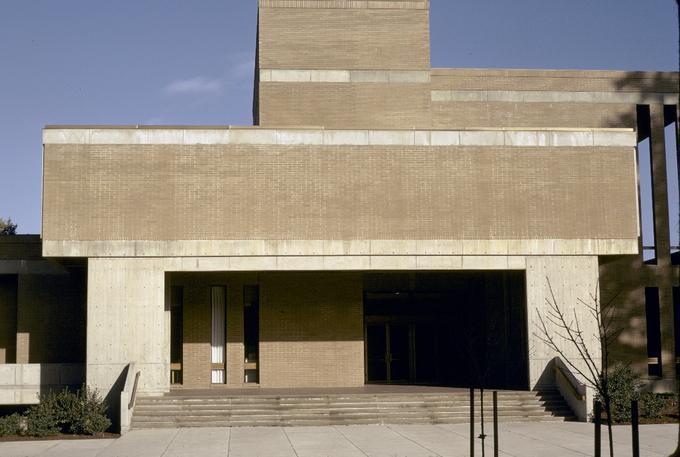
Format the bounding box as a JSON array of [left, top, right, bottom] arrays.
[[366, 324, 388, 381], [388, 323, 410, 382], [365, 322, 413, 383]]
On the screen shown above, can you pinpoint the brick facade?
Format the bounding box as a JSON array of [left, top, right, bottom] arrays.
[[42, 144, 638, 243], [0, 0, 676, 403], [171, 272, 363, 389]]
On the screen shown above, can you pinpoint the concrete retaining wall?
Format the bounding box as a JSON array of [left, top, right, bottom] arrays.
[[0, 363, 84, 405]]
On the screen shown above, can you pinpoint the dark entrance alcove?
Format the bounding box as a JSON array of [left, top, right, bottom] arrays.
[[363, 271, 529, 390]]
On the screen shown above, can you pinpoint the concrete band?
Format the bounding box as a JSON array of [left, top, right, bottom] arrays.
[[431, 90, 680, 105], [43, 128, 637, 147], [42, 239, 638, 258], [258, 0, 429, 9], [259, 69, 431, 83]]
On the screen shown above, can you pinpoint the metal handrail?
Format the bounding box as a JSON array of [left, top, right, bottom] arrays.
[[128, 371, 141, 410], [554, 360, 585, 401]]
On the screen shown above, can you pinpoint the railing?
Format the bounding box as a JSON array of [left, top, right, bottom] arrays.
[[120, 362, 140, 435], [128, 370, 141, 410], [553, 357, 589, 422], [555, 362, 585, 401]]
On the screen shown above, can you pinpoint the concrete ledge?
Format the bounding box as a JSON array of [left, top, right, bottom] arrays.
[[0, 259, 69, 275], [42, 239, 638, 259], [431, 89, 679, 104], [43, 127, 637, 147], [258, 0, 430, 9], [260, 69, 431, 83], [0, 364, 85, 405]]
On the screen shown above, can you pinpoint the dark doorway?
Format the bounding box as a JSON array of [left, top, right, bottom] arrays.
[[363, 271, 529, 390], [366, 322, 413, 383]]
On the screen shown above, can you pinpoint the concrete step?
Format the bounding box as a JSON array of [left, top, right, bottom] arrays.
[[134, 400, 545, 409], [131, 389, 577, 429], [131, 414, 575, 429]]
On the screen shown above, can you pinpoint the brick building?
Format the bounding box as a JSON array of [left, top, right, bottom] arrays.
[[1, 0, 678, 427]]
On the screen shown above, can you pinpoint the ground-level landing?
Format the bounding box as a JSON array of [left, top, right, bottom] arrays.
[[1, 423, 676, 457]]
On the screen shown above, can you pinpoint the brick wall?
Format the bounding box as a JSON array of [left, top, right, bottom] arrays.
[[43, 143, 639, 242], [258, 8, 430, 71], [432, 102, 636, 129], [259, 272, 364, 388], [182, 283, 212, 388], [259, 83, 431, 129], [176, 273, 254, 388], [430, 69, 679, 93], [16, 269, 86, 364], [0, 236, 42, 260], [0, 275, 17, 364], [256, 5, 431, 128], [173, 272, 364, 388]]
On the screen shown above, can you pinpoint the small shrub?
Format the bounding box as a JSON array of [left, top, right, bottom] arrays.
[[602, 363, 643, 423], [23, 403, 60, 437], [0, 413, 22, 436], [65, 388, 111, 435], [21, 386, 111, 437], [641, 392, 666, 419]]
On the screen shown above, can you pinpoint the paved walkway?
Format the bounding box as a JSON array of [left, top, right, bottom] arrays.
[[0, 423, 676, 457]]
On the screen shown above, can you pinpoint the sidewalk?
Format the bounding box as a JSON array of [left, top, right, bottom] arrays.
[[0, 422, 676, 457]]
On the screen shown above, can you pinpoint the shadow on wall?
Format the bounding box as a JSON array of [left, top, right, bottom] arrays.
[[102, 364, 129, 433], [38, 363, 85, 397]]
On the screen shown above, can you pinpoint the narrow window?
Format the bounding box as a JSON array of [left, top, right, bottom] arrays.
[[211, 286, 227, 384], [170, 286, 183, 384], [244, 285, 260, 383], [645, 287, 662, 377], [664, 105, 679, 264], [637, 105, 657, 264]]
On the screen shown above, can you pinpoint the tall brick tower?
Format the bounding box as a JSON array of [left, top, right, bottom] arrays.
[[255, 0, 432, 128]]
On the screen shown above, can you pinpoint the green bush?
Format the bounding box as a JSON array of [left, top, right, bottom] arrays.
[[602, 363, 643, 423], [24, 402, 60, 437], [63, 388, 111, 435], [11, 386, 112, 437], [641, 392, 666, 419], [0, 413, 22, 436]]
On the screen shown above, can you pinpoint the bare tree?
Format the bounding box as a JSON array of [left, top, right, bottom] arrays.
[[534, 279, 621, 457], [0, 217, 17, 235]]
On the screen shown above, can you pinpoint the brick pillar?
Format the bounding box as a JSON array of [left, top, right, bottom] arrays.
[[226, 283, 244, 386], [182, 284, 211, 388]]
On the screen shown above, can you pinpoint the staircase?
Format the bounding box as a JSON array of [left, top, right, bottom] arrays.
[[131, 387, 576, 429]]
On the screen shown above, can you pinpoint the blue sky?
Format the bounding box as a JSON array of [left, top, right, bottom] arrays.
[[0, 0, 678, 234]]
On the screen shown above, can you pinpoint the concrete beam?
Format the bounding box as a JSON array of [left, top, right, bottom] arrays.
[[42, 239, 638, 259], [43, 127, 637, 148]]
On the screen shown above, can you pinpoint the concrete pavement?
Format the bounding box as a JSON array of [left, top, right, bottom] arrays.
[[0, 423, 676, 457]]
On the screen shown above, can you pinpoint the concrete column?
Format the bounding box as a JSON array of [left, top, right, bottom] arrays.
[[526, 256, 601, 392], [87, 258, 169, 400], [650, 104, 676, 382]]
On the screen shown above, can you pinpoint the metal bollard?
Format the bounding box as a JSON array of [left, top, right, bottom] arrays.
[[631, 400, 639, 457], [594, 400, 602, 457], [493, 391, 499, 457], [479, 388, 486, 457], [470, 388, 475, 457]]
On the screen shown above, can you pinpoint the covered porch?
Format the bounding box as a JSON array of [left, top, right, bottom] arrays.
[[166, 271, 529, 392]]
